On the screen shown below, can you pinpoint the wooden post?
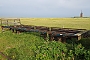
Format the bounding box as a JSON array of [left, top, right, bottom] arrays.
[[49, 27, 51, 31], [57, 37, 62, 42], [14, 19, 15, 25], [7, 20, 8, 26], [19, 19, 21, 25], [62, 37, 66, 43], [77, 36, 81, 40], [1, 19, 2, 26], [49, 34, 54, 41], [34, 26, 36, 30]]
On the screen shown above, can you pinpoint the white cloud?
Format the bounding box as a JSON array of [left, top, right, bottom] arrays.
[[0, 0, 90, 17], [0, 0, 90, 9]]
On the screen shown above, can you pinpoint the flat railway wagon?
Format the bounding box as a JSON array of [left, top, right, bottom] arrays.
[[1, 25, 89, 42], [1, 18, 90, 42]]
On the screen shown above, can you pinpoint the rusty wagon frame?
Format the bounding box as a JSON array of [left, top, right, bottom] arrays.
[[0, 18, 89, 42]]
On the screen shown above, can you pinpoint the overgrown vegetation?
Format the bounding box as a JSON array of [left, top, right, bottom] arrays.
[[0, 31, 90, 60]]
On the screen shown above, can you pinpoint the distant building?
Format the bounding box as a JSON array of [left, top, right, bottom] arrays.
[[80, 10, 83, 17]]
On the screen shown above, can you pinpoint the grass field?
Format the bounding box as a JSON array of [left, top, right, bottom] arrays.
[[20, 18, 90, 30], [0, 18, 90, 29], [0, 31, 90, 60], [0, 18, 90, 60]]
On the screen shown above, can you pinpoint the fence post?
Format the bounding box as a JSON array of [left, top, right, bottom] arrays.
[[14, 19, 15, 25], [7, 20, 8, 26], [19, 19, 21, 25], [0, 19, 2, 26]]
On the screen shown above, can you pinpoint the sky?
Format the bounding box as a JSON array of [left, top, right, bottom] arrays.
[[0, 0, 90, 18]]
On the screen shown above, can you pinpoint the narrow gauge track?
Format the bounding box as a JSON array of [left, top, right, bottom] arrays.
[[1, 25, 88, 42]]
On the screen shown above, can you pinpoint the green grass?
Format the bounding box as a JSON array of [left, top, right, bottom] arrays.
[[20, 18, 90, 30], [1, 18, 90, 29], [0, 31, 44, 51], [0, 31, 45, 59], [0, 18, 90, 60], [0, 31, 90, 60]]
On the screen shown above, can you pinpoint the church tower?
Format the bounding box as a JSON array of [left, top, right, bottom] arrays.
[[80, 10, 83, 17]]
